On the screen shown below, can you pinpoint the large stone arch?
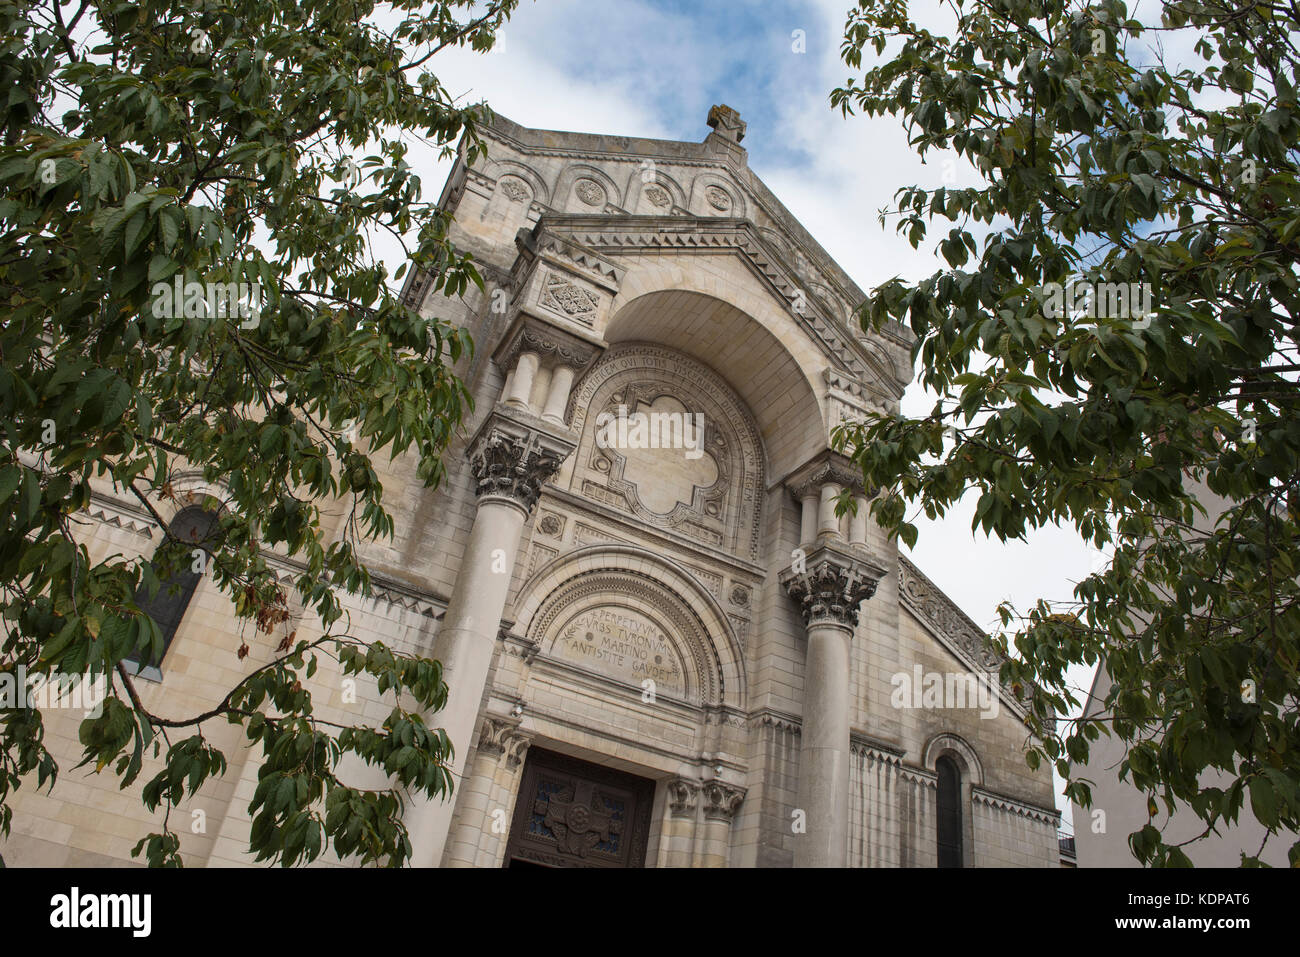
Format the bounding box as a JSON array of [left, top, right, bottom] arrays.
[[597, 285, 826, 477], [922, 731, 985, 786], [512, 544, 746, 711]]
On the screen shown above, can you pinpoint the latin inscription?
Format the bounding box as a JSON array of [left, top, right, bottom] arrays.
[[556, 607, 685, 696]]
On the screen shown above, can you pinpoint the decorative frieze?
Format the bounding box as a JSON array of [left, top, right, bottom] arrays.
[[494, 314, 603, 376], [896, 555, 1044, 727], [498, 628, 542, 663], [971, 787, 1061, 826]]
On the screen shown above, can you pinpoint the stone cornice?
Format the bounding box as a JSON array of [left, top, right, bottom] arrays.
[[971, 786, 1061, 826], [513, 226, 625, 293], [84, 491, 449, 620], [87, 491, 157, 540], [748, 708, 802, 735], [849, 732, 907, 760]]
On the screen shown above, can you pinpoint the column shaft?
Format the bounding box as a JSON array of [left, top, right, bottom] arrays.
[[849, 495, 868, 545], [796, 620, 853, 867], [405, 496, 526, 867], [799, 493, 819, 544], [503, 351, 539, 408], [818, 483, 842, 538], [541, 365, 575, 424]]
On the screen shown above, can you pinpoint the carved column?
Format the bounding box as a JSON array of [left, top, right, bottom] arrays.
[[699, 782, 746, 867], [443, 715, 533, 867], [780, 542, 886, 867], [658, 779, 700, 867], [406, 407, 576, 867]]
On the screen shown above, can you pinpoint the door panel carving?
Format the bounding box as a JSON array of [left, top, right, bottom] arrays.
[[503, 748, 655, 868]]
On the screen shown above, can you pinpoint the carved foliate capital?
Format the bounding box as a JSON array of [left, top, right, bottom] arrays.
[[476, 716, 533, 769], [667, 779, 700, 818], [779, 542, 888, 630], [702, 782, 746, 822], [467, 409, 577, 511]]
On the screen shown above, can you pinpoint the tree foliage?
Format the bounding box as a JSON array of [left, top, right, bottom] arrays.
[[834, 0, 1300, 865], [0, 0, 517, 866]]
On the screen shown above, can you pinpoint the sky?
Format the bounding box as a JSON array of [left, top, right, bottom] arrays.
[[400, 0, 1104, 826]]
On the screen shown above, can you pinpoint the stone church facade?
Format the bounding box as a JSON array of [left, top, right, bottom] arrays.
[[1, 107, 1061, 868]]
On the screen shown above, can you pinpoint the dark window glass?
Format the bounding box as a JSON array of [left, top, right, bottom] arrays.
[[936, 755, 963, 868], [131, 505, 220, 670]]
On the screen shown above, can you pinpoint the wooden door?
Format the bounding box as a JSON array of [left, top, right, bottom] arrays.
[[503, 748, 655, 868]]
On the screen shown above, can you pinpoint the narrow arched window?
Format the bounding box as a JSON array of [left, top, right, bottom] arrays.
[[130, 505, 221, 675], [936, 755, 963, 868]]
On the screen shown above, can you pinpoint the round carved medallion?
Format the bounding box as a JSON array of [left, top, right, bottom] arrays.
[[567, 804, 591, 831], [705, 185, 732, 211], [575, 179, 605, 207]]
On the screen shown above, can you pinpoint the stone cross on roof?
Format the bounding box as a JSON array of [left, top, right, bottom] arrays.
[[707, 104, 746, 144]]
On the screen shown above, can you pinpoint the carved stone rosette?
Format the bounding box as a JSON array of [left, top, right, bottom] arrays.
[[701, 782, 746, 822], [476, 716, 533, 769], [467, 409, 577, 512], [666, 779, 700, 818], [779, 543, 888, 630]]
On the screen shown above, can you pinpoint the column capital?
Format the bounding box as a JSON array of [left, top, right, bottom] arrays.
[[666, 779, 701, 818], [779, 541, 889, 630], [476, 715, 533, 769], [701, 782, 746, 822], [467, 407, 577, 511]]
